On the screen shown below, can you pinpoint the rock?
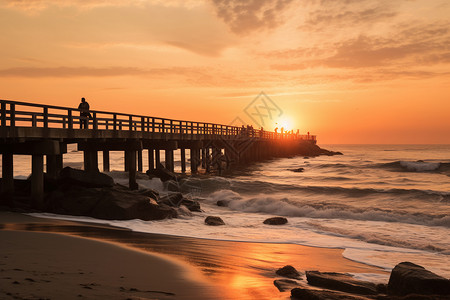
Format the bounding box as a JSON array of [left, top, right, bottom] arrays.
[[305, 271, 378, 295], [263, 217, 288, 225], [276, 265, 301, 279], [146, 164, 178, 182], [273, 279, 299, 292], [217, 200, 229, 207], [59, 167, 114, 188], [377, 283, 388, 294], [387, 262, 450, 296], [158, 192, 201, 212], [47, 184, 177, 221], [131, 188, 159, 201], [289, 167, 304, 172], [205, 216, 225, 226], [291, 288, 371, 300]]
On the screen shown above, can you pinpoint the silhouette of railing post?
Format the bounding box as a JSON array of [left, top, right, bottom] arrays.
[[43, 107, 48, 128]]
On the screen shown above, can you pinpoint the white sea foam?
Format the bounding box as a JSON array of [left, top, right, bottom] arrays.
[[400, 161, 440, 172]]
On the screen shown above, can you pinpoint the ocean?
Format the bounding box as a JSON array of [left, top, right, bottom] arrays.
[[9, 144, 450, 282]]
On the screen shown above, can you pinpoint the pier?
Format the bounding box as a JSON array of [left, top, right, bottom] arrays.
[[0, 99, 317, 208]]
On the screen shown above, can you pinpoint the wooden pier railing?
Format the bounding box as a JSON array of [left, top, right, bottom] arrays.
[[0, 99, 316, 142]]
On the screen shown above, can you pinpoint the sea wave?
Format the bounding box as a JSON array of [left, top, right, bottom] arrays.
[[207, 189, 450, 228], [379, 160, 450, 173]]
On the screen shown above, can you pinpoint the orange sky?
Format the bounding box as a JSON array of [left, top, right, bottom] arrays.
[[0, 0, 449, 144]]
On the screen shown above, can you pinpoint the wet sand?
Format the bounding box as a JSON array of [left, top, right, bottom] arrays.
[[0, 211, 386, 299]]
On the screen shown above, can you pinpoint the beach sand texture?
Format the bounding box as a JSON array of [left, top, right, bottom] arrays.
[[0, 212, 383, 299]]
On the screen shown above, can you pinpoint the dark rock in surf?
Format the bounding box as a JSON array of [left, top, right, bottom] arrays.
[[291, 287, 371, 300], [146, 163, 178, 182], [59, 167, 114, 188], [276, 265, 301, 279], [263, 217, 288, 225], [47, 184, 177, 221], [159, 192, 201, 212], [305, 271, 378, 295], [205, 216, 225, 226], [217, 200, 229, 207], [273, 279, 299, 292], [387, 262, 450, 296], [289, 167, 304, 173]]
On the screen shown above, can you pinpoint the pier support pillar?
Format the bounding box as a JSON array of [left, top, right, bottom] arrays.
[[180, 148, 186, 173], [124, 151, 129, 171], [190, 148, 200, 173], [47, 154, 63, 178], [155, 150, 161, 168], [165, 149, 174, 172], [138, 150, 143, 172], [201, 148, 206, 168], [103, 151, 110, 172], [84, 150, 98, 172], [148, 149, 154, 171], [31, 154, 44, 209], [1, 153, 14, 200], [126, 150, 138, 190]]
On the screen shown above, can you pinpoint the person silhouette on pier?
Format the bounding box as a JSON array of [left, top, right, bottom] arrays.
[[78, 97, 90, 129]]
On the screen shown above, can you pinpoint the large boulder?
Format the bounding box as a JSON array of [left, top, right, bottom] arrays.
[[276, 265, 301, 279], [263, 217, 288, 225], [47, 184, 177, 221], [291, 288, 371, 300], [159, 192, 201, 212], [273, 279, 299, 292], [205, 216, 225, 226], [59, 167, 114, 188], [387, 262, 450, 296], [305, 271, 378, 295], [146, 164, 178, 182]]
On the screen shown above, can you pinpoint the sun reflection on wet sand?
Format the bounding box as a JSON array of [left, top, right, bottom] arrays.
[[1, 217, 384, 300]]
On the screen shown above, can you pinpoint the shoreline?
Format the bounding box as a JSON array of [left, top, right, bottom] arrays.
[[0, 211, 386, 299]]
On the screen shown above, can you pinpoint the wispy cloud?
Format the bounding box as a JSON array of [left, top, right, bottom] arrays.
[[210, 0, 294, 34]]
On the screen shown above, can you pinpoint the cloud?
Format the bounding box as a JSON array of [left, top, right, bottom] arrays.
[[303, 6, 397, 31], [0, 66, 198, 78], [2, 0, 203, 11], [210, 0, 294, 34]]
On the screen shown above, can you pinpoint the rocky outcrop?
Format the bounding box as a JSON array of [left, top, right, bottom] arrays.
[[59, 167, 114, 188], [387, 262, 450, 296], [158, 192, 201, 212], [146, 164, 178, 182], [289, 167, 304, 172], [305, 271, 378, 295], [276, 265, 301, 279], [273, 279, 299, 292], [47, 184, 177, 221], [297, 141, 343, 157], [291, 288, 371, 300], [217, 200, 229, 207], [205, 216, 225, 226], [263, 217, 288, 225]]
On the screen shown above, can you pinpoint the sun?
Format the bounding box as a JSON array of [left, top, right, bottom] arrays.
[[274, 116, 294, 131]]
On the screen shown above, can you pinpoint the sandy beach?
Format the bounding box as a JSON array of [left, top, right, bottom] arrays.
[[0, 211, 385, 299]]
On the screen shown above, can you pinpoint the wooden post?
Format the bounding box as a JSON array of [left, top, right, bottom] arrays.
[[155, 149, 161, 168], [43, 107, 48, 128], [165, 149, 174, 172], [137, 150, 143, 172], [1, 152, 14, 197], [124, 150, 129, 171], [46, 154, 59, 178], [103, 151, 110, 172], [84, 150, 98, 172], [201, 148, 206, 168], [127, 150, 138, 190], [180, 148, 186, 173], [190, 148, 199, 173], [31, 154, 44, 209], [148, 149, 154, 170], [10, 103, 15, 127], [1, 102, 6, 127], [68, 109, 73, 129]]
